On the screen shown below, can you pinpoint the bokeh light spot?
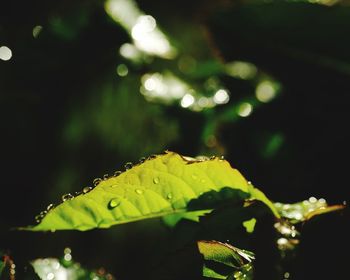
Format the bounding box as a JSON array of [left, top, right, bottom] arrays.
[[255, 80, 277, 103], [0, 46, 12, 61], [237, 102, 253, 117], [116, 64, 129, 77]]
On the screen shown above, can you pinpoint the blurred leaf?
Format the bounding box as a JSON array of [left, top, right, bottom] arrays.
[[197, 240, 254, 279], [0, 257, 4, 277], [26, 151, 278, 231], [209, 2, 350, 74], [63, 77, 179, 159]]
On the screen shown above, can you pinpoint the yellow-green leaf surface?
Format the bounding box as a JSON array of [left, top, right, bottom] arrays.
[[28, 152, 278, 231]]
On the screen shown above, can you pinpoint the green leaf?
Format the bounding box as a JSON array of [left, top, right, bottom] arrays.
[[202, 264, 226, 279], [27, 152, 278, 231], [197, 240, 254, 279], [274, 197, 345, 224]]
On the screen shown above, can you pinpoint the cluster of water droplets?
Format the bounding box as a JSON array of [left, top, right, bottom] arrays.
[[31, 247, 114, 280], [181, 154, 225, 163], [274, 196, 328, 223], [274, 220, 300, 253], [233, 264, 253, 280]]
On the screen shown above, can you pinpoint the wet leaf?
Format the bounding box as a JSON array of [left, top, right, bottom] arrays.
[[27, 151, 278, 231], [275, 197, 345, 224], [197, 240, 254, 279]]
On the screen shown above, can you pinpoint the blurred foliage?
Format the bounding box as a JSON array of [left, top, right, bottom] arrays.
[[1, 0, 349, 279]]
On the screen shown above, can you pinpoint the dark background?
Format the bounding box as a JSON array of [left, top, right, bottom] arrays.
[[1, 0, 349, 279]]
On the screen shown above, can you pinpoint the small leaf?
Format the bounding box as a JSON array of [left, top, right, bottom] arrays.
[[202, 264, 226, 279], [198, 240, 254, 279], [27, 152, 278, 231]]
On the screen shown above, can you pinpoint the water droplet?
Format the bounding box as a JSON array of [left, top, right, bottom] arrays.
[[148, 154, 157, 160], [153, 177, 159, 184], [103, 174, 109, 180], [234, 271, 242, 279], [318, 198, 326, 204], [114, 170, 122, 177], [210, 155, 216, 160], [139, 157, 146, 163], [62, 193, 74, 201], [220, 155, 225, 160], [191, 174, 198, 180], [47, 272, 54, 280], [309, 196, 317, 203], [135, 189, 143, 194], [284, 272, 290, 278], [35, 215, 42, 223], [167, 193, 173, 199], [200, 179, 206, 183], [46, 203, 55, 211], [83, 186, 92, 194], [247, 181, 252, 185], [93, 178, 102, 186], [64, 247, 71, 254], [124, 162, 133, 170], [109, 198, 121, 209]]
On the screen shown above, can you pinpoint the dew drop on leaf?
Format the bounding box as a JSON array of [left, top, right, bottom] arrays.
[[93, 178, 102, 187], [83, 186, 92, 194], [234, 271, 242, 279], [135, 189, 143, 195], [167, 193, 173, 200], [114, 171, 122, 177], [46, 203, 55, 211], [139, 157, 146, 163], [109, 198, 121, 209], [124, 162, 133, 170], [61, 193, 74, 201], [153, 177, 159, 184], [191, 174, 198, 180], [103, 174, 109, 180]]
